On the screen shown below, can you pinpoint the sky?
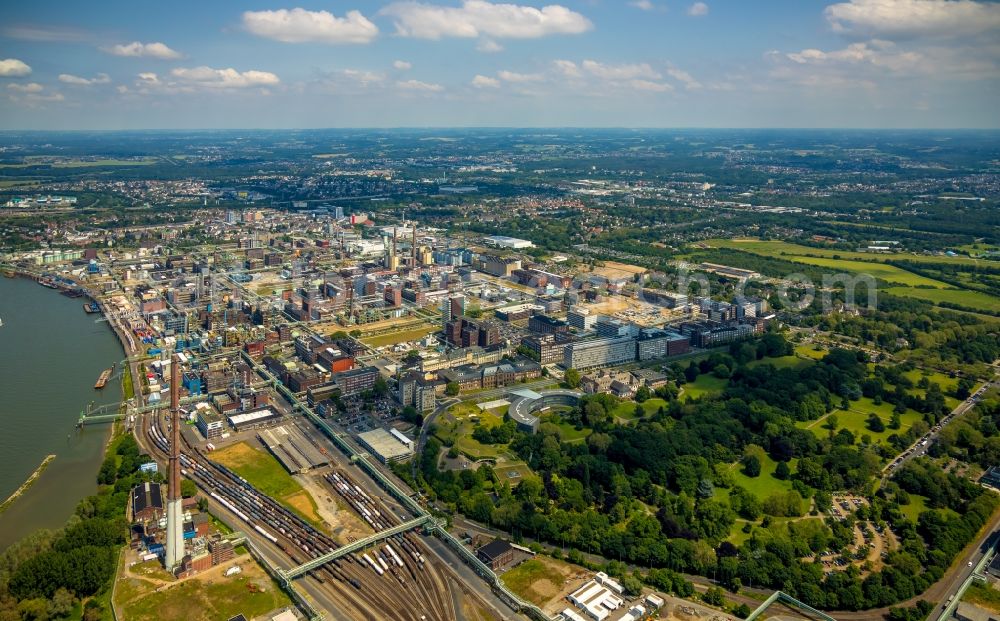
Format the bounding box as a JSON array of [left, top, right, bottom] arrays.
[[0, 0, 998, 129]]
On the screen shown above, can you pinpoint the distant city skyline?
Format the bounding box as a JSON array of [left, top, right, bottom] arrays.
[[0, 0, 998, 129]]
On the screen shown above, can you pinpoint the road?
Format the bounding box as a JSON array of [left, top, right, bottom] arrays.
[[884, 378, 997, 477]]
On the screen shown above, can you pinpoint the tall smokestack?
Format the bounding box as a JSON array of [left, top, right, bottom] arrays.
[[392, 226, 398, 258], [164, 353, 185, 571], [412, 224, 417, 266]]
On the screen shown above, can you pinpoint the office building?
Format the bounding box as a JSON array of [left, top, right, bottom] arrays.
[[564, 337, 636, 370]]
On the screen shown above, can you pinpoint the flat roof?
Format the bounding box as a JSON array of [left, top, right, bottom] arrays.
[[228, 408, 279, 426], [358, 428, 414, 461]]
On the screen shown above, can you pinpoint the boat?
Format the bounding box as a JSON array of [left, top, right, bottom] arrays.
[[83, 302, 101, 314], [94, 368, 112, 389], [0, 316, 4, 327]]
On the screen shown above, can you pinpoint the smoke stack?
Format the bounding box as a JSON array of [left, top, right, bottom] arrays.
[[392, 226, 398, 258], [412, 225, 417, 266], [164, 353, 185, 571]]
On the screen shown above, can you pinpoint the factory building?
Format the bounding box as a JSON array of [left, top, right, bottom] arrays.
[[131, 481, 164, 522], [195, 405, 225, 440], [227, 407, 281, 431], [483, 235, 534, 249]]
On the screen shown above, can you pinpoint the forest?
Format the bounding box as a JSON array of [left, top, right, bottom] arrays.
[[405, 332, 1000, 612]]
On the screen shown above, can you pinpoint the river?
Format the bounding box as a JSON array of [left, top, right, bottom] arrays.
[[0, 276, 124, 549]]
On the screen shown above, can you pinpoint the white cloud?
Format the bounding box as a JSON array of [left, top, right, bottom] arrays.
[[7, 82, 43, 93], [396, 79, 444, 92], [825, 0, 1000, 39], [666, 65, 702, 89], [6, 81, 64, 104], [687, 2, 709, 16], [170, 66, 280, 89], [0, 58, 32, 77], [393, 60, 413, 70], [242, 8, 378, 44], [137, 72, 160, 85], [785, 40, 922, 71], [340, 69, 385, 86], [630, 0, 656, 10], [630, 79, 672, 91], [553, 59, 582, 77], [497, 69, 543, 82], [471, 74, 501, 88], [476, 38, 504, 53], [103, 41, 181, 59], [58, 72, 111, 86], [581, 59, 661, 80], [381, 0, 592, 39]]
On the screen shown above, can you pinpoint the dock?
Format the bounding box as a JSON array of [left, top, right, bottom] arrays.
[[94, 368, 112, 389]]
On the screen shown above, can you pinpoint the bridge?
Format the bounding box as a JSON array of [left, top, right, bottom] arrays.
[[282, 515, 433, 580], [746, 591, 836, 621]]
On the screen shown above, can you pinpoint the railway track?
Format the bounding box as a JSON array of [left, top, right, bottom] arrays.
[[144, 411, 464, 620]]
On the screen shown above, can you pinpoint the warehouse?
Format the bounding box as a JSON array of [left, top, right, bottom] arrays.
[[227, 407, 281, 431], [357, 428, 414, 463], [484, 235, 534, 249], [258, 425, 329, 474]]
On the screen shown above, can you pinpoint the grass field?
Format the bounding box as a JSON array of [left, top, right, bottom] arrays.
[[747, 355, 812, 370], [361, 324, 437, 348], [682, 375, 728, 399], [885, 286, 1000, 313], [795, 344, 829, 360], [114, 556, 291, 621], [899, 494, 929, 522], [796, 398, 923, 447], [722, 454, 798, 501], [211, 442, 324, 528], [700, 238, 1000, 312], [610, 397, 669, 420], [501, 556, 576, 607], [705, 238, 986, 267]]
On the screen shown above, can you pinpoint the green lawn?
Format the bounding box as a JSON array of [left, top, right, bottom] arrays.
[[747, 355, 812, 370], [902, 369, 959, 393], [797, 398, 923, 447], [501, 556, 574, 607], [899, 494, 929, 522], [611, 397, 669, 420], [682, 375, 728, 399], [795, 344, 829, 360], [718, 454, 798, 502]]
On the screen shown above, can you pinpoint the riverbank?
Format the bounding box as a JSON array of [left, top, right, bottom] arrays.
[[0, 454, 56, 515]]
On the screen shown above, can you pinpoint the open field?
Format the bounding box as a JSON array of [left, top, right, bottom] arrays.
[[114, 556, 291, 621], [885, 286, 1000, 313], [361, 324, 438, 347], [682, 375, 728, 399], [747, 355, 813, 370], [211, 442, 324, 528], [721, 454, 798, 501], [899, 494, 929, 522], [704, 238, 987, 267], [501, 555, 578, 608], [610, 397, 669, 420], [795, 344, 829, 360], [699, 238, 1000, 312], [589, 260, 648, 280], [796, 399, 923, 447]]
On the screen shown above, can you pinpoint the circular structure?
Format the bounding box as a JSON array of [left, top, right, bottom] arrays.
[[507, 389, 582, 433]]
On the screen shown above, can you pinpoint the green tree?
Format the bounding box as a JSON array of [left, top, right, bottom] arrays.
[[774, 461, 791, 480], [742, 455, 761, 478], [180, 479, 197, 498], [445, 382, 460, 396], [564, 368, 581, 389]]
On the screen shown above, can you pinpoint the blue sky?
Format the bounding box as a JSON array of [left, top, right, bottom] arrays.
[[0, 0, 997, 129]]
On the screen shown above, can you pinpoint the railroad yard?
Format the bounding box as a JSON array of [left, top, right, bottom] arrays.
[[140, 382, 505, 621]]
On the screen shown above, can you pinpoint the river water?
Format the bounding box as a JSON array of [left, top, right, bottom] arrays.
[[0, 276, 124, 549]]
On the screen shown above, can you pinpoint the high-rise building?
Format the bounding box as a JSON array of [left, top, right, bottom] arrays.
[[563, 336, 636, 370]]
